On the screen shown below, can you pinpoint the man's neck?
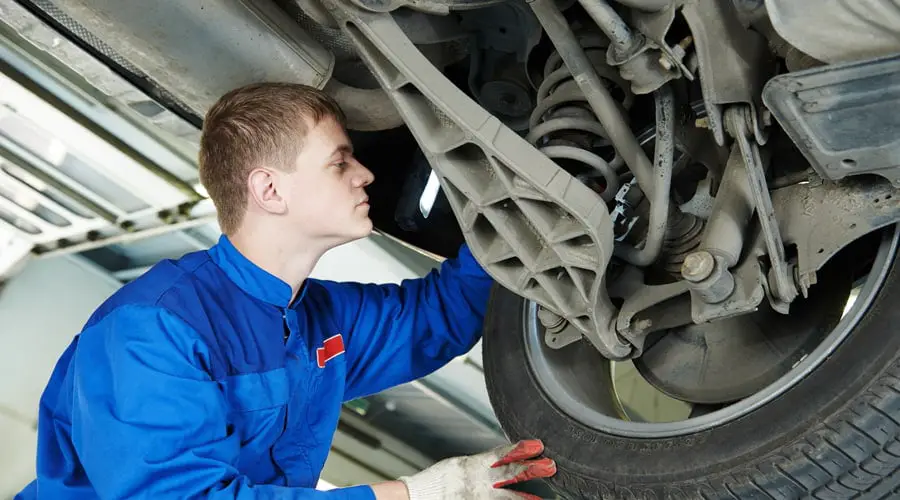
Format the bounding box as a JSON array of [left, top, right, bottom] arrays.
[[228, 225, 327, 303]]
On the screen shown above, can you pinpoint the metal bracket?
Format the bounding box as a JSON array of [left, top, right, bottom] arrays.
[[690, 252, 765, 323], [613, 266, 691, 353], [681, 0, 773, 146], [772, 176, 900, 292]]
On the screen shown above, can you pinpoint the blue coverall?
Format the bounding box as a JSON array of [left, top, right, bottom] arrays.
[[16, 235, 493, 499]]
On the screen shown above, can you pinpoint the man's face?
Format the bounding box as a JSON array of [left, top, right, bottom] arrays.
[[280, 116, 375, 245]]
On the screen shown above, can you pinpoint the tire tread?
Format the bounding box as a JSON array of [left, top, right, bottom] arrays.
[[702, 362, 900, 499], [482, 247, 900, 499], [532, 322, 900, 498]]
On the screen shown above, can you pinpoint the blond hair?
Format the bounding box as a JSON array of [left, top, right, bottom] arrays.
[[198, 82, 346, 234]]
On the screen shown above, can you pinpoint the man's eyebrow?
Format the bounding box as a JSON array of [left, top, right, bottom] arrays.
[[330, 144, 354, 157]]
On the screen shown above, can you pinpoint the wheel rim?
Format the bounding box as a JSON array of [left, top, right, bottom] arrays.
[[523, 226, 900, 438]]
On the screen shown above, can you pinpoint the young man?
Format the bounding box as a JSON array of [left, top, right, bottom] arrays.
[[17, 83, 556, 499]]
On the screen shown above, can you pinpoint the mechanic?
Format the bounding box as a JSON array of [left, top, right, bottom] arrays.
[[17, 83, 556, 499]]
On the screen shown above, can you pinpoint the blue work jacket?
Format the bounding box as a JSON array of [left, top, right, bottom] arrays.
[[16, 235, 493, 499]]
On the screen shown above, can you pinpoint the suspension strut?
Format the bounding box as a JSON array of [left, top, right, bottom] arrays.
[[529, 0, 679, 269], [525, 34, 633, 202]]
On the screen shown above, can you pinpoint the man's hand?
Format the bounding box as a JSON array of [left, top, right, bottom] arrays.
[[399, 439, 557, 499]]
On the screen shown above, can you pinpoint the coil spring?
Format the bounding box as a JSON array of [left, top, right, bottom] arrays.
[[526, 35, 634, 202]]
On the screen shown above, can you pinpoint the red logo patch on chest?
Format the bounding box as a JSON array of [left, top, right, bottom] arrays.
[[316, 334, 345, 368]]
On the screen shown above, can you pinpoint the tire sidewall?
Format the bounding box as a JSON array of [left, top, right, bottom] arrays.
[[483, 241, 900, 487]]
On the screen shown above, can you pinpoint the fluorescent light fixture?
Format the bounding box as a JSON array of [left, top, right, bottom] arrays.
[[0, 226, 32, 280], [418, 170, 441, 219]]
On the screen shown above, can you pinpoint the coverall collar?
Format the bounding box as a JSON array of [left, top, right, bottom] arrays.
[[208, 234, 308, 308]]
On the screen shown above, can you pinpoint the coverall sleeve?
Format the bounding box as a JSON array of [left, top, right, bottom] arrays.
[[329, 243, 494, 401], [71, 304, 375, 500]]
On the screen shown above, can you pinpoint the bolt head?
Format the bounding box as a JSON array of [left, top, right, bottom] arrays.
[[658, 55, 674, 71], [682, 250, 715, 282], [537, 307, 566, 332]]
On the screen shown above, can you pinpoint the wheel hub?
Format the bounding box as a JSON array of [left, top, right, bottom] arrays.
[[523, 228, 895, 437]]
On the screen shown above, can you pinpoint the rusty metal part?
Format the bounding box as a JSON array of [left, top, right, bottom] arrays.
[[772, 176, 900, 296]]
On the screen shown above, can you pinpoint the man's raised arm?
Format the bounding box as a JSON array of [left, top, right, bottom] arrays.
[[320, 243, 493, 401]]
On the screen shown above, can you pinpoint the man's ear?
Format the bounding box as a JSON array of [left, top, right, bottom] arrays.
[[247, 167, 288, 215]]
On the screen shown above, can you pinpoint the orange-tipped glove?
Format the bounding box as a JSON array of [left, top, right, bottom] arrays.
[[399, 439, 557, 499]]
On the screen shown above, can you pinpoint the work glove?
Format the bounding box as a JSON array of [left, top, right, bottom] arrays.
[[399, 439, 557, 499]]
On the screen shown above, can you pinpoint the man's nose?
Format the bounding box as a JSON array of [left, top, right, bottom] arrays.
[[355, 165, 374, 187]]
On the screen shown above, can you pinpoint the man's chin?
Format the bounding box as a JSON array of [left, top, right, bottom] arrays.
[[357, 218, 374, 237], [342, 218, 374, 242]]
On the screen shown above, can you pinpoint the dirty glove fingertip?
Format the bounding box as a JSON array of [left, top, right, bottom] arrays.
[[492, 458, 557, 489], [491, 439, 545, 467]]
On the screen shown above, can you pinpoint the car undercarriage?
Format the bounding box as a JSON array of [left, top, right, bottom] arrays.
[[4, 0, 900, 496]]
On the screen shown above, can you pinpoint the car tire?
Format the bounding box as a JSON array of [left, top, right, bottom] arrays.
[[483, 231, 900, 499]]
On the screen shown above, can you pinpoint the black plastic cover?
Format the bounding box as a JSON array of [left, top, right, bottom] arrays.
[[763, 55, 900, 185]]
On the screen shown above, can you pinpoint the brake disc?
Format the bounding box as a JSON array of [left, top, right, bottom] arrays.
[[634, 253, 854, 404]]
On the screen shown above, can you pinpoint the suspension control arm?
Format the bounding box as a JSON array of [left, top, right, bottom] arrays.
[[320, 0, 634, 359], [725, 106, 798, 310]]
